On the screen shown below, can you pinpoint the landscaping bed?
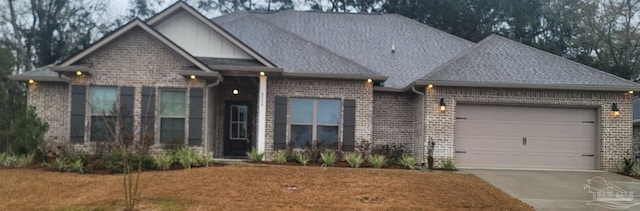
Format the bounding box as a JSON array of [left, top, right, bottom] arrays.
[[0, 165, 533, 210]]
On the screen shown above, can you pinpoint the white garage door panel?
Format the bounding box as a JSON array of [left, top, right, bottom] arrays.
[[455, 104, 596, 170]]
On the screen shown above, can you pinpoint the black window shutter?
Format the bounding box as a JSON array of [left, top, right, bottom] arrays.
[[140, 87, 156, 142], [273, 96, 288, 149], [120, 86, 135, 142], [70, 85, 86, 143], [342, 99, 356, 151], [188, 88, 204, 146]]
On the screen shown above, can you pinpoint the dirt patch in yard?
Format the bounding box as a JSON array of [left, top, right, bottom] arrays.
[[0, 165, 532, 210]]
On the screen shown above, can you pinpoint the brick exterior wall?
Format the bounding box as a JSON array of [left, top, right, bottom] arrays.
[[372, 92, 417, 156], [28, 28, 207, 153], [424, 86, 632, 171], [27, 83, 69, 144], [264, 79, 373, 159]]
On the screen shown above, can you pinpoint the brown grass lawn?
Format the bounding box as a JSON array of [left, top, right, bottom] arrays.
[[0, 165, 533, 210]]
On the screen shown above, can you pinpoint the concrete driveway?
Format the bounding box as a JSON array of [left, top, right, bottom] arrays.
[[466, 169, 640, 211]]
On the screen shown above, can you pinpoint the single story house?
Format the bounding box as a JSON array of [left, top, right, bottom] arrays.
[[10, 2, 639, 171]]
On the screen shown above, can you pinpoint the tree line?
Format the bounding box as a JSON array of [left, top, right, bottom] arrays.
[[1, 0, 639, 151]]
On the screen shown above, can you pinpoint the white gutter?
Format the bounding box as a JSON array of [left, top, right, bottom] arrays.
[[411, 86, 426, 165]]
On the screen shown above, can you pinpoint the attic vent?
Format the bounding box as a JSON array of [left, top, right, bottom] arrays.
[[391, 44, 396, 53]]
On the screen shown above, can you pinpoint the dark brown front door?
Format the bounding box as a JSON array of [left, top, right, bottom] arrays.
[[224, 101, 252, 156]]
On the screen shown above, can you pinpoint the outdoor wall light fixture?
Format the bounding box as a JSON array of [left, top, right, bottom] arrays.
[[427, 84, 434, 89], [612, 103, 620, 117], [232, 89, 239, 95], [439, 98, 446, 112], [259, 71, 265, 76], [28, 79, 34, 84], [367, 78, 373, 83], [190, 74, 196, 80], [76, 71, 83, 76], [629, 90, 634, 94]]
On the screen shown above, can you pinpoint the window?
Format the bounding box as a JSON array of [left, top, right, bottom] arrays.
[[160, 90, 186, 143], [229, 105, 248, 140], [290, 98, 340, 147], [90, 87, 117, 142]]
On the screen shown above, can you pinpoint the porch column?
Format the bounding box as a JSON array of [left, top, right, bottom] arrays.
[[257, 75, 267, 156]]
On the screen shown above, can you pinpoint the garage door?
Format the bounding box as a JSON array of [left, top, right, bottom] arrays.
[[454, 104, 596, 170]]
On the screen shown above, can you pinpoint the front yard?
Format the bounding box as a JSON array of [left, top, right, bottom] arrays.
[[0, 165, 532, 210]]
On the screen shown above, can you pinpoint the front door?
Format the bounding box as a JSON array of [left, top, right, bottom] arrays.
[[224, 101, 252, 157]]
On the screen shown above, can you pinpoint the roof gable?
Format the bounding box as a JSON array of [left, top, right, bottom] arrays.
[[421, 35, 640, 90], [214, 11, 474, 88], [59, 19, 220, 79], [147, 1, 275, 67]]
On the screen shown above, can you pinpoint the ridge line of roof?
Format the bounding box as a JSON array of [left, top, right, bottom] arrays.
[[417, 35, 489, 81], [232, 14, 382, 76], [387, 13, 475, 46], [487, 35, 638, 86]]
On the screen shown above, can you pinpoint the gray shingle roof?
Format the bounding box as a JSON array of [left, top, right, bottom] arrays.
[[213, 14, 380, 77], [422, 35, 639, 87], [213, 11, 474, 88]]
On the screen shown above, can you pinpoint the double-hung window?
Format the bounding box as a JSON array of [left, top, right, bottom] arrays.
[[160, 90, 186, 143], [90, 87, 117, 142], [290, 98, 340, 148]]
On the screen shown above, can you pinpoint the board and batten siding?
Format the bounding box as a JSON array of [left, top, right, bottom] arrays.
[[154, 11, 252, 59]]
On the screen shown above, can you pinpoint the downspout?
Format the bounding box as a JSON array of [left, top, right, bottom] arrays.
[[203, 78, 222, 155], [411, 86, 425, 165]]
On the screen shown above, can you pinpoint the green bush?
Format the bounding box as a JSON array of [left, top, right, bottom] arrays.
[[14, 153, 33, 167], [368, 154, 387, 168], [153, 153, 175, 170], [371, 144, 405, 164], [441, 158, 457, 170], [175, 148, 197, 169], [619, 157, 636, 174], [274, 150, 287, 164], [107, 151, 155, 173], [52, 157, 69, 172], [246, 148, 264, 163], [196, 152, 213, 167], [632, 165, 640, 177], [398, 154, 418, 170], [320, 150, 338, 167], [345, 152, 363, 168], [10, 106, 49, 155], [0, 153, 8, 166], [296, 152, 310, 166], [69, 159, 84, 173]]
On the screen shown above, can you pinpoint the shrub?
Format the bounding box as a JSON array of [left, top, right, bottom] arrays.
[[0, 153, 8, 166], [296, 152, 310, 166], [368, 154, 387, 168], [371, 144, 405, 164], [107, 151, 155, 173], [345, 152, 363, 168], [70, 159, 84, 173], [246, 148, 264, 163], [196, 152, 213, 167], [10, 106, 49, 155], [441, 158, 457, 170], [398, 154, 418, 170], [175, 148, 198, 169], [619, 157, 636, 174], [14, 153, 34, 167], [2, 154, 16, 167], [320, 150, 338, 167], [632, 165, 640, 177], [274, 150, 288, 164], [153, 153, 175, 170], [52, 157, 69, 172], [302, 141, 327, 163]]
